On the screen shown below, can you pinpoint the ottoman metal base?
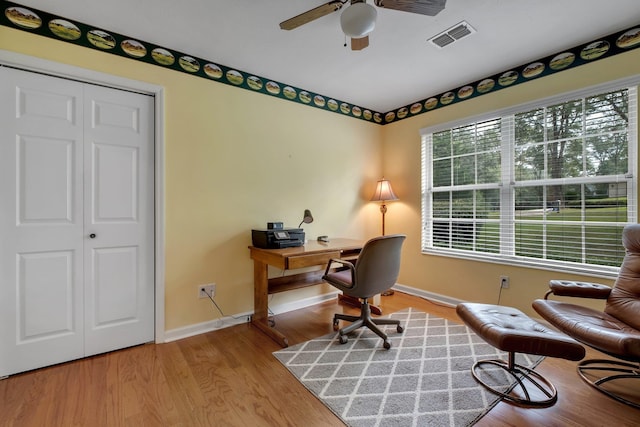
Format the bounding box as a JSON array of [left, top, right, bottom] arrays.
[[472, 353, 557, 407], [456, 303, 585, 408]]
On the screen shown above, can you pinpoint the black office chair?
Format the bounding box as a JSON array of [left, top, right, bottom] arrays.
[[322, 234, 406, 349]]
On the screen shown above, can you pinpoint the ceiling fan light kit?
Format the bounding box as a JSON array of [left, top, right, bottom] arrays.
[[279, 0, 448, 51], [340, 2, 377, 38]]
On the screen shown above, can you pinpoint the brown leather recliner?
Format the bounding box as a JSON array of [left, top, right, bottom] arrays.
[[532, 223, 640, 408]]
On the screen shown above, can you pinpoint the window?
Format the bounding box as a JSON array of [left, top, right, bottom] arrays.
[[422, 81, 638, 274]]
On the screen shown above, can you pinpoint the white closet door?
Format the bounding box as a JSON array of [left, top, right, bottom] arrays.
[[83, 84, 154, 356], [0, 67, 155, 376], [0, 67, 85, 375]]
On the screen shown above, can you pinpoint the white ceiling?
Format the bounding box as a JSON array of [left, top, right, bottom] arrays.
[[14, 0, 640, 112]]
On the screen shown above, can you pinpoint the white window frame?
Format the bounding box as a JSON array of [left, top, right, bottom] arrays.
[[421, 76, 639, 278]]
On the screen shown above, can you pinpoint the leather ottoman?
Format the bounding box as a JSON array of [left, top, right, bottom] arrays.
[[456, 302, 585, 407]]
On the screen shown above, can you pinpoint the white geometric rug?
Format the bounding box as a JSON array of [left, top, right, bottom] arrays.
[[273, 308, 543, 427]]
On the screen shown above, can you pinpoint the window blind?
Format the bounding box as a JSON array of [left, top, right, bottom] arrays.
[[422, 80, 638, 274]]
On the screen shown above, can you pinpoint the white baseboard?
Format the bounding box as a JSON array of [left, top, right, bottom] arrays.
[[163, 311, 253, 342], [392, 283, 464, 308], [163, 291, 341, 343], [269, 290, 341, 315], [163, 286, 461, 343]]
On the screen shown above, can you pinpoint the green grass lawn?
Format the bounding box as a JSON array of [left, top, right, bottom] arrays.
[[444, 207, 626, 266]]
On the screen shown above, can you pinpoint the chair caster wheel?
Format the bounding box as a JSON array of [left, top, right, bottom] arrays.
[[339, 335, 348, 344], [333, 320, 340, 331], [383, 340, 391, 349], [397, 325, 404, 333]]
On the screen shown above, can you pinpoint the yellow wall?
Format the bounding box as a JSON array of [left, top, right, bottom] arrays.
[[0, 26, 383, 331], [382, 48, 640, 317], [3, 23, 640, 329]]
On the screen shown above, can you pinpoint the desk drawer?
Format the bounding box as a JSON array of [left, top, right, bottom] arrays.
[[287, 251, 341, 269]]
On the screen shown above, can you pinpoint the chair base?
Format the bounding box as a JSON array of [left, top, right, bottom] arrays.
[[471, 352, 557, 407], [577, 358, 640, 409], [337, 293, 382, 315], [333, 299, 403, 349]]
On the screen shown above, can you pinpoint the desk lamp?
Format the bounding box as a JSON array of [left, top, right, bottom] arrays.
[[298, 209, 314, 228], [371, 178, 398, 236]]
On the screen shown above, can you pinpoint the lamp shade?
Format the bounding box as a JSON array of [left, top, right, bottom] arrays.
[[340, 2, 377, 38], [298, 209, 314, 227], [371, 178, 398, 202]]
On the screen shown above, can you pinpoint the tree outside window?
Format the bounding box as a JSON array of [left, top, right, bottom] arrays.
[[423, 85, 636, 272]]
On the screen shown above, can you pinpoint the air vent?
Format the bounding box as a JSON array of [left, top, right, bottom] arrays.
[[429, 21, 475, 48]]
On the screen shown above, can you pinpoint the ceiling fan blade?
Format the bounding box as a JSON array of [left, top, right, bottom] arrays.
[[374, 0, 447, 17], [351, 35, 369, 50], [279, 1, 345, 30]]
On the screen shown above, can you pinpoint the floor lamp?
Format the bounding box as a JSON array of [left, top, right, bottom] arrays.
[[371, 178, 399, 296], [371, 178, 399, 236]]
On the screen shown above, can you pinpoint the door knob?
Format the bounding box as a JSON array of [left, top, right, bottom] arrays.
[[89, 233, 96, 238]]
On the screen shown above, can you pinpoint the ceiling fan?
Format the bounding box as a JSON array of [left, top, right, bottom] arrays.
[[279, 0, 447, 51]]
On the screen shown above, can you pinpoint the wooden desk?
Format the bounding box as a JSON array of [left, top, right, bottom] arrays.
[[249, 238, 363, 347]]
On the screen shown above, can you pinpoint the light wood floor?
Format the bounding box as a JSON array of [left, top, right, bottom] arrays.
[[1, 291, 639, 426]]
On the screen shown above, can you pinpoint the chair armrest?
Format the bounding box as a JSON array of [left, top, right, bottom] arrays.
[[324, 258, 355, 276], [544, 280, 612, 300], [324, 258, 356, 286]]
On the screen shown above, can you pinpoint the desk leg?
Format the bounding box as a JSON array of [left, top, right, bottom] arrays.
[[252, 260, 289, 347]]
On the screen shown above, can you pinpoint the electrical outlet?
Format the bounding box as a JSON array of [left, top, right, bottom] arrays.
[[198, 283, 216, 299], [500, 276, 510, 289]]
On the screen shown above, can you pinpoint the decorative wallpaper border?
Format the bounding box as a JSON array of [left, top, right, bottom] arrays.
[[386, 24, 640, 124], [2, 1, 639, 125], [1, 1, 384, 123]]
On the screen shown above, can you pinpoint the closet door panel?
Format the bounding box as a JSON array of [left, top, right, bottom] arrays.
[[83, 84, 154, 357], [0, 66, 84, 376], [0, 66, 155, 376]]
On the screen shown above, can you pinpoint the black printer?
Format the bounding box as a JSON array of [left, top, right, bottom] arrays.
[[251, 228, 305, 249]]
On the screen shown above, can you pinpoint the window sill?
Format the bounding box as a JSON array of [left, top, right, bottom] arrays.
[[421, 248, 619, 281]]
